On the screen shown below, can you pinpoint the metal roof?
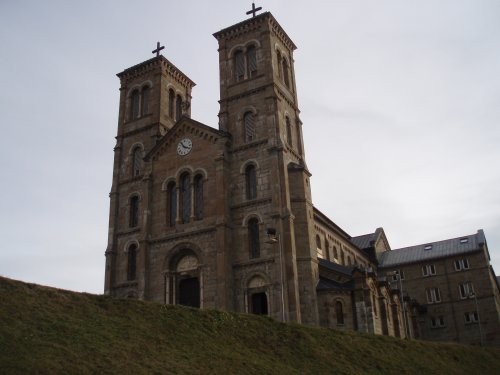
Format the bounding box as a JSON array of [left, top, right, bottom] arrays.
[[378, 230, 485, 267], [351, 233, 376, 249]]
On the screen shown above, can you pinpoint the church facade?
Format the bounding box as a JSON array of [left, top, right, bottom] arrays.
[[104, 10, 500, 346]]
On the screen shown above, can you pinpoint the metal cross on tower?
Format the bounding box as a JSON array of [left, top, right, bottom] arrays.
[[152, 42, 165, 57], [246, 2, 262, 18]]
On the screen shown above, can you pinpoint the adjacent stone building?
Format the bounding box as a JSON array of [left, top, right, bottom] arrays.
[[104, 9, 500, 345], [379, 230, 500, 346]]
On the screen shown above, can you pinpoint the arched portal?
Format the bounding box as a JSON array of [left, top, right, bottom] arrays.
[[165, 250, 201, 308]]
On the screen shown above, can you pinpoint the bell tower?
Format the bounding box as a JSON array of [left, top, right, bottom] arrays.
[[104, 46, 195, 298], [214, 9, 319, 324]]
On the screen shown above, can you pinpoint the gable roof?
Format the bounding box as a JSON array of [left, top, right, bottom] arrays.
[[378, 230, 486, 268], [145, 117, 230, 162]]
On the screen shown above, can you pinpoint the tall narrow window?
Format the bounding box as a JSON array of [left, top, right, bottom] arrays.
[[335, 301, 344, 325], [127, 244, 137, 281], [168, 89, 175, 118], [194, 174, 204, 221], [244, 111, 255, 142], [234, 50, 245, 81], [179, 173, 191, 224], [141, 86, 150, 115], [247, 45, 257, 77], [296, 124, 303, 155], [167, 182, 177, 227], [131, 90, 140, 120], [316, 235, 322, 249], [285, 117, 292, 146], [245, 164, 257, 200], [276, 51, 282, 78], [132, 147, 142, 176], [176, 95, 183, 121], [248, 218, 260, 258], [282, 58, 290, 87], [325, 239, 330, 260], [129, 195, 139, 228], [333, 246, 338, 260]]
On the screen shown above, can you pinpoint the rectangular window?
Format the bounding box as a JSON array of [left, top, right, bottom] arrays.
[[426, 288, 441, 304], [422, 264, 436, 277], [454, 258, 470, 271], [431, 316, 445, 328], [391, 269, 405, 281], [459, 282, 474, 299], [464, 311, 478, 324]]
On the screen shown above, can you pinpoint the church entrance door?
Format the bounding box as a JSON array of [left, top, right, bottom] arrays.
[[251, 292, 268, 315], [178, 277, 200, 308]]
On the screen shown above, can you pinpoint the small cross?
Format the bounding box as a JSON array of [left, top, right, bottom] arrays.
[[246, 2, 262, 18], [152, 41, 165, 57]]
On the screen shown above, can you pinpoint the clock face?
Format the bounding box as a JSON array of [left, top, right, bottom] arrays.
[[177, 138, 192, 156]]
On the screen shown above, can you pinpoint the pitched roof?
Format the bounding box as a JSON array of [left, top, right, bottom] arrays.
[[378, 230, 486, 267], [351, 233, 377, 250], [317, 277, 354, 292], [318, 258, 354, 276]]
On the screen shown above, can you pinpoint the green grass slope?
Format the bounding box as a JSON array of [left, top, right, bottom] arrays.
[[0, 276, 498, 374]]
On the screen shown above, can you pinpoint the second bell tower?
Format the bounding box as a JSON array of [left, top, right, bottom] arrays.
[[214, 11, 319, 324]]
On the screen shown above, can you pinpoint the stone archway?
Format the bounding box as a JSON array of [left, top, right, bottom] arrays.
[[165, 250, 201, 308]]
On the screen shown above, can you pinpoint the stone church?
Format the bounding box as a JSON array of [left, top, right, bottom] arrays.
[[104, 8, 500, 345]]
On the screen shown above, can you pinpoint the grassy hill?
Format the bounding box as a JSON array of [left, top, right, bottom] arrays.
[[0, 276, 499, 374]]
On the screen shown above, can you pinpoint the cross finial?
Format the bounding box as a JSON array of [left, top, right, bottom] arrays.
[[246, 2, 262, 18], [152, 41, 165, 57]]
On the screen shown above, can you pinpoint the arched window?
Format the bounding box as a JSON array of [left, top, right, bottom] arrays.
[[325, 239, 330, 260], [282, 58, 290, 87], [286, 117, 292, 146], [316, 235, 322, 249], [341, 250, 345, 265], [179, 172, 191, 224], [347, 256, 352, 266], [194, 174, 204, 221], [243, 111, 255, 142], [234, 50, 245, 81], [131, 90, 140, 120], [127, 244, 137, 281], [129, 195, 139, 228], [333, 246, 338, 260], [335, 301, 344, 325], [245, 164, 257, 200], [175, 95, 183, 121], [167, 182, 177, 227], [141, 86, 150, 115], [247, 45, 257, 77], [248, 218, 260, 258], [132, 146, 142, 176], [168, 89, 175, 118]]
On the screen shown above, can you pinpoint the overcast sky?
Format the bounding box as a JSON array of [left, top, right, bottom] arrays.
[[1, 0, 499, 294]]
